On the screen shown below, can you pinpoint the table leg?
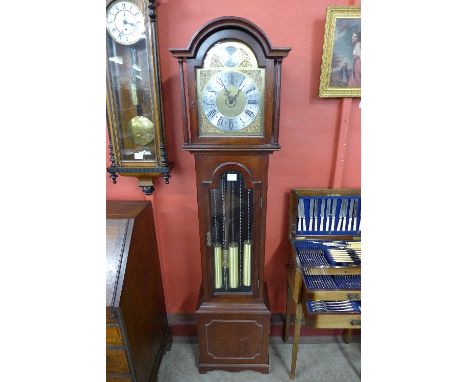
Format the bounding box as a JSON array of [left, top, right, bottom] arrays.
[[343, 328, 352, 344], [289, 301, 303, 380], [283, 285, 292, 343]]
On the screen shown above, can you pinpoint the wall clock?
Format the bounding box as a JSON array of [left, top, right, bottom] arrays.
[[106, 0, 170, 195], [170, 17, 290, 373]]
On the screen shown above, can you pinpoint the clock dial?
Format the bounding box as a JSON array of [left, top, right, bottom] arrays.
[[202, 71, 260, 131], [106, 1, 145, 45]]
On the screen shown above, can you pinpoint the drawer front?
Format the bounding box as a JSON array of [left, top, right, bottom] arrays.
[[106, 325, 124, 346], [306, 313, 361, 329], [106, 349, 130, 375]]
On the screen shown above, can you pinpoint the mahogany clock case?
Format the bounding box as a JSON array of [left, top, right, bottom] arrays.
[[194, 153, 272, 373], [170, 17, 290, 374]]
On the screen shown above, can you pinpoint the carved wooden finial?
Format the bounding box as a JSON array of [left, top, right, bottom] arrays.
[[147, 0, 156, 21]]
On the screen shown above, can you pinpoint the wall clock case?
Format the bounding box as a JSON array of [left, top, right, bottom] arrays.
[[170, 17, 290, 373], [106, 0, 170, 195]]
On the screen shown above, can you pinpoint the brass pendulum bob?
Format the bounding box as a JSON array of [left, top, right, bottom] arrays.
[[128, 47, 155, 147]]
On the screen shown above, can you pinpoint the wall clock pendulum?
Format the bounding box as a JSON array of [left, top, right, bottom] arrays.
[[106, 0, 171, 195], [170, 17, 290, 373]]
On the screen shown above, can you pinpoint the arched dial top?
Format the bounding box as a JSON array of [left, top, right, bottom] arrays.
[[169, 16, 290, 150], [197, 41, 264, 137]]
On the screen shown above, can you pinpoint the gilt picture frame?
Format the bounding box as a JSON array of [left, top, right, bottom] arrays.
[[319, 6, 361, 98]]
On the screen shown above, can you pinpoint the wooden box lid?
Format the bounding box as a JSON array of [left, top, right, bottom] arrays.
[[289, 188, 361, 242]]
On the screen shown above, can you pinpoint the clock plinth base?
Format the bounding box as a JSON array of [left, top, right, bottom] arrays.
[[198, 363, 269, 374], [196, 290, 271, 374]]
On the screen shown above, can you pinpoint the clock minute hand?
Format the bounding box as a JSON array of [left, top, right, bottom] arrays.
[[232, 88, 241, 101]]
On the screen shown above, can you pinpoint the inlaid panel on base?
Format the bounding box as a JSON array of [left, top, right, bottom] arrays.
[[197, 301, 270, 374]]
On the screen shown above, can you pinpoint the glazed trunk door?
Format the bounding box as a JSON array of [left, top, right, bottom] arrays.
[[201, 168, 261, 300]]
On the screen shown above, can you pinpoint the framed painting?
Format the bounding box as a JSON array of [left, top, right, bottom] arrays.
[[319, 6, 361, 98]]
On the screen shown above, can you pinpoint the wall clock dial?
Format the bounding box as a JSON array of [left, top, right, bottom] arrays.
[[106, 1, 145, 45]]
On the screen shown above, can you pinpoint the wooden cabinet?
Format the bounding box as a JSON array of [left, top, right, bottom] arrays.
[[284, 189, 361, 379], [106, 201, 171, 381]]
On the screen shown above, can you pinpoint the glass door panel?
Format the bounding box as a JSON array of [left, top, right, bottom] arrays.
[[210, 170, 253, 293]]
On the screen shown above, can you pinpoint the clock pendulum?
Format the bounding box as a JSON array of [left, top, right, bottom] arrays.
[[171, 17, 290, 373], [128, 46, 155, 147]]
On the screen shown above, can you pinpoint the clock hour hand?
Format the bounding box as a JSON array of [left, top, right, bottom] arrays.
[[232, 88, 241, 101], [217, 79, 230, 97]]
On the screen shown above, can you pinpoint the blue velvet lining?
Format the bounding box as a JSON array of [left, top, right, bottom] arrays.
[[303, 274, 361, 290], [294, 240, 360, 267], [296, 195, 361, 236]]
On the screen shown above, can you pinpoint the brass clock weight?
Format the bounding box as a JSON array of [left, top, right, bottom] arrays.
[[171, 17, 290, 373], [106, 0, 170, 195]]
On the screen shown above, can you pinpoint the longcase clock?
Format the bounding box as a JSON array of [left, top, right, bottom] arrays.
[[170, 17, 290, 373]]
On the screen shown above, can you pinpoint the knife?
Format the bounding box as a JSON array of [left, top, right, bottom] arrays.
[[353, 198, 359, 231], [319, 198, 326, 231], [347, 199, 354, 231], [308, 199, 314, 231], [325, 199, 332, 231], [338, 199, 347, 231], [313, 199, 318, 231], [330, 199, 337, 231], [297, 199, 304, 232]]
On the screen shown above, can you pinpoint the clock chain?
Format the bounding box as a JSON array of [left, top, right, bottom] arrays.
[[245, 187, 252, 288], [221, 176, 227, 290], [239, 175, 243, 286], [231, 173, 235, 242], [229, 175, 239, 289], [212, 188, 219, 243], [247, 188, 251, 241]]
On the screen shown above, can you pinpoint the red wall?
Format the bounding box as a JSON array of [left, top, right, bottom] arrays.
[[106, 0, 361, 313]]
